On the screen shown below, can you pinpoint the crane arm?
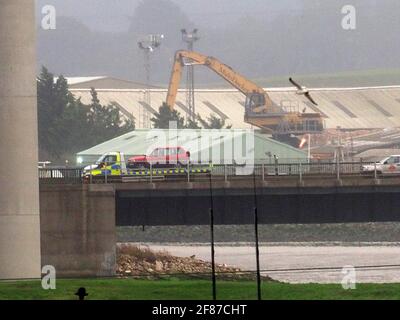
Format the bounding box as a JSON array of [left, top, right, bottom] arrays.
[[166, 52, 184, 109], [166, 50, 273, 111]]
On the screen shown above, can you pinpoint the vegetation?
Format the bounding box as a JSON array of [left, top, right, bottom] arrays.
[[150, 103, 186, 129], [185, 118, 202, 129], [151, 104, 231, 129], [1, 279, 400, 300], [198, 114, 232, 129], [37, 67, 134, 162], [87, 88, 134, 142]]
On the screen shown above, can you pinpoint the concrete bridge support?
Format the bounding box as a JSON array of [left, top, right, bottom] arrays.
[[0, 1, 41, 279], [40, 184, 116, 277]]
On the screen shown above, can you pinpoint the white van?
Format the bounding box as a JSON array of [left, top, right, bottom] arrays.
[[361, 155, 400, 175]]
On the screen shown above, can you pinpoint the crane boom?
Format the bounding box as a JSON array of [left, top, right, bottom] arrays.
[[166, 50, 273, 112], [165, 50, 324, 135]]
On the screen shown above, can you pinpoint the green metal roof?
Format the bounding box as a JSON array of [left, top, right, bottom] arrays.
[[77, 129, 306, 164]]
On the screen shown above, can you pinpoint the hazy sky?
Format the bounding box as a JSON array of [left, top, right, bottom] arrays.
[[34, 0, 399, 86], [36, 0, 300, 32]]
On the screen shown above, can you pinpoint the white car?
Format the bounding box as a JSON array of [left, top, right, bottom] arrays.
[[361, 155, 400, 175]]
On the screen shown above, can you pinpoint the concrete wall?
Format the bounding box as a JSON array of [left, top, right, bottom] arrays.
[[114, 178, 400, 226], [40, 184, 116, 277], [0, 0, 41, 279], [117, 189, 400, 226]]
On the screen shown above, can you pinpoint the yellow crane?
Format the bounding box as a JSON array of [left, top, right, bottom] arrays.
[[166, 50, 324, 135]]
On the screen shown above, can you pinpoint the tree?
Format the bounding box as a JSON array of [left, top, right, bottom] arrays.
[[185, 118, 201, 129], [87, 88, 135, 146], [151, 103, 186, 129], [37, 68, 135, 162], [198, 114, 232, 129], [37, 67, 89, 159], [151, 104, 232, 129], [58, 97, 92, 155]]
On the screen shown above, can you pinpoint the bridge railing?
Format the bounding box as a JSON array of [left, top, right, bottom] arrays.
[[39, 167, 83, 184], [38, 161, 378, 184], [209, 161, 376, 181]]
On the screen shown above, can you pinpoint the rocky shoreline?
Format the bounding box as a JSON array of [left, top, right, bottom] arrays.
[[116, 243, 272, 280]]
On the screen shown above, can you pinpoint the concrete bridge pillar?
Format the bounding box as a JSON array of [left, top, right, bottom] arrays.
[[0, 0, 41, 279]]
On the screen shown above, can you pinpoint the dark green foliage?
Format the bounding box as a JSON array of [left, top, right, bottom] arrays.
[[37, 67, 134, 162], [151, 104, 231, 130], [87, 88, 135, 146], [198, 114, 232, 129], [151, 103, 186, 129], [185, 118, 201, 129]]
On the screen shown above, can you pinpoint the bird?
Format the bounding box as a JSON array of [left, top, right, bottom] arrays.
[[289, 78, 318, 106]]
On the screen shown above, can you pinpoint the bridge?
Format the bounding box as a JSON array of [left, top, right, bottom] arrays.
[[39, 162, 400, 225], [38, 162, 400, 276], [39, 161, 383, 184]]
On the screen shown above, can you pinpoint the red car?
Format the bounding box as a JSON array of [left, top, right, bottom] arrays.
[[127, 147, 190, 169]]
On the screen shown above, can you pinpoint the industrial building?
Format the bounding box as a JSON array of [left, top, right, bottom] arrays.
[[68, 77, 400, 161], [57, 76, 162, 90], [76, 129, 307, 166], [312, 127, 400, 161], [67, 78, 400, 131]]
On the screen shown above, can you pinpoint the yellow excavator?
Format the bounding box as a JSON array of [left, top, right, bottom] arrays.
[[166, 50, 324, 136]]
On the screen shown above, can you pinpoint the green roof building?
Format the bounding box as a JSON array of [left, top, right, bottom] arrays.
[[76, 129, 307, 166]]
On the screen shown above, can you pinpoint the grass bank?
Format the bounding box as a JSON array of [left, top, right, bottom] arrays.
[[1, 278, 399, 300]]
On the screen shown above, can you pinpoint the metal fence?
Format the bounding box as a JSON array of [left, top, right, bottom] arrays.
[[38, 167, 83, 184], [38, 161, 381, 184]]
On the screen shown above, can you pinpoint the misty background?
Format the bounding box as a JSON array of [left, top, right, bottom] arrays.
[[35, 0, 400, 87]]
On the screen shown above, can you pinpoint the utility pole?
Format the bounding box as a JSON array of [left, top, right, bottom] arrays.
[[181, 29, 199, 122], [253, 169, 262, 300], [350, 135, 354, 162], [138, 34, 163, 128], [208, 172, 217, 300]]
